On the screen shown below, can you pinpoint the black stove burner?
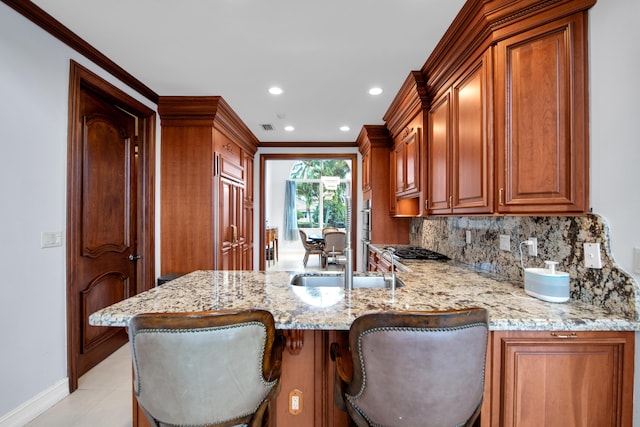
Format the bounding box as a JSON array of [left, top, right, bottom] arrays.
[[386, 246, 449, 261]]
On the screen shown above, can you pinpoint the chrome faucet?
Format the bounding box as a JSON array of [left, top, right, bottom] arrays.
[[381, 249, 396, 291], [344, 195, 353, 291]]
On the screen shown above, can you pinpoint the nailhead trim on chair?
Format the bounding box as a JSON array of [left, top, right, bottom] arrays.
[[345, 323, 488, 427], [131, 321, 276, 427]]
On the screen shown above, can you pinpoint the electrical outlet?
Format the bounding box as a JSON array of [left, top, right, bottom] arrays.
[[288, 389, 302, 415], [584, 243, 603, 269], [466, 230, 472, 244], [499, 234, 510, 251], [528, 237, 538, 256]]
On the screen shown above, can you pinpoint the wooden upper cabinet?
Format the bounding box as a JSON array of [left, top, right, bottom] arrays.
[[216, 131, 244, 183], [428, 91, 451, 213], [356, 125, 410, 243], [383, 71, 429, 217], [494, 12, 589, 214], [428, 50, 493, 215], [452, 52, 493, 214], [418, 0, 594, 217]]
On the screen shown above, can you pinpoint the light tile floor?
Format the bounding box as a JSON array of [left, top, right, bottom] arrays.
[[26, 344, 132, 427], [27, 244, 337, 427]]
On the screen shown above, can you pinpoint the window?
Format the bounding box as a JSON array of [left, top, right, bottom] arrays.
[[289, 160, 351, 229]]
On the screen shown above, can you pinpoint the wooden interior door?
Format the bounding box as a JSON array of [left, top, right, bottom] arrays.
[[67, 62, 155, 391]]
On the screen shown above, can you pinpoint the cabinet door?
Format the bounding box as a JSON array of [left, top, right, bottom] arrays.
[[428, 91, 451, 213], [219, 178, 243, 270], [393, 142, 405, 194], [404, 128, 420, 194], [452, 52, 492, 214], [495, 14, 588, 214], [362, 148, 371, 192], [487, 331, 634, 427]]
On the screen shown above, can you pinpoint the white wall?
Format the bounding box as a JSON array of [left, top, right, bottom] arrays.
[[589, 1, 640, 424], [1, 0, 639, 423], [0, 4, 157, 424], [589, 0, 640, 284]]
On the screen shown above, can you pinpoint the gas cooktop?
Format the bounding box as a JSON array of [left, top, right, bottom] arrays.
[[384, 246, 450, 261]]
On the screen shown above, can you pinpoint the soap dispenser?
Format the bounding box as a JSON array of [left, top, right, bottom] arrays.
[[524, 260, 570, 303]]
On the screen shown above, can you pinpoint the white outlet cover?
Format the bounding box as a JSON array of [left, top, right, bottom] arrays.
[[499, 234, 510, 251], [528, 237, 538, 256], [584, 243, 602, 269], [466, 230, 472, 244]]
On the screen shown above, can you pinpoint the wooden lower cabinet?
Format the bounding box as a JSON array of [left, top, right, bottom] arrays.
[[482, 330, 634, 427], [134, 329, 634, 427], [269, 330, 349, 427]]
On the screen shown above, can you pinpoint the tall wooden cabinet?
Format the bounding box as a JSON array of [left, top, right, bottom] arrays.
[[158, 96, 258, 274]]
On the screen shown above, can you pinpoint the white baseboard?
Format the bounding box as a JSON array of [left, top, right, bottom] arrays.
[[0, 379, 69, 427]]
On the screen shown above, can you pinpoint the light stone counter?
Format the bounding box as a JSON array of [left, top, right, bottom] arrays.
[[89, 265, 639, 331]]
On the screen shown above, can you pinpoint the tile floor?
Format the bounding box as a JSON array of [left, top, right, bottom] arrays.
[[26, 344, 132, 427], [27, 244, 337, 427]]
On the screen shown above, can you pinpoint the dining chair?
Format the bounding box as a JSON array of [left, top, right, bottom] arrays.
[[299, 229, 324, 267], [128, 309, 285, 427], [322, 231, 346, 266], [330, 308, 489, 427], [322, 226, 339, 236]]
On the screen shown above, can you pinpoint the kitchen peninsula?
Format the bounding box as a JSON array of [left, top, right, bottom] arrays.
[[90, 267, 636, 331], [90, 260, 637, 427]]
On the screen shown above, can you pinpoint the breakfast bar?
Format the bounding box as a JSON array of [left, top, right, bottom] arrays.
[[89, 265, 637, 332], [89, 261, 637, 427]]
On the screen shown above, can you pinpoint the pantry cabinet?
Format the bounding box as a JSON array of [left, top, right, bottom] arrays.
[[158, 96, 258, 274], [494, 13, 589, 214], [482, 330, 634, 427]]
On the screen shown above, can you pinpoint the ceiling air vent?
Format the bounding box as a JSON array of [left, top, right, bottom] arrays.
[[260, 124, 274, 131]]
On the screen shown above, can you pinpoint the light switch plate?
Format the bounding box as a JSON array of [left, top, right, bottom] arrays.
[[41, 231, 62, 248], [499, 234, 510, 251], [584, 243, 602, 269]]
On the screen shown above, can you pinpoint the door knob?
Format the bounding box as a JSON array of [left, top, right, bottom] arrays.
[[128, 254, 141, 261]]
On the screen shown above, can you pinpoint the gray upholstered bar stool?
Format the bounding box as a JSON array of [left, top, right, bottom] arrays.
[[128, 309, 285, 427], [330, 308, 489, 427]]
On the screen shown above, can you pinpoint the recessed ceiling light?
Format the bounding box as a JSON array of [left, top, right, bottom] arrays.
[[268, 87, 283, 95], [340, 126, 350, 132], [368, 87, 383, 95], [284, 125, 295, 131]]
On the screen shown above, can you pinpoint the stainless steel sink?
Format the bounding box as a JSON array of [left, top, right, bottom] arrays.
[[289, 273, 403, 289]]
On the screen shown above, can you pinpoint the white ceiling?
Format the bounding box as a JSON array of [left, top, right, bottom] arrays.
[[32, 0, 465, 143]]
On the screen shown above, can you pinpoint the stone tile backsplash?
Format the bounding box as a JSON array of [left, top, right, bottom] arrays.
[[410, 214, 638, 318]]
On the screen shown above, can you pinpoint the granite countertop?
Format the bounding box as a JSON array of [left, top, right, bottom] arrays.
[[89, 262, 639, 331]]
